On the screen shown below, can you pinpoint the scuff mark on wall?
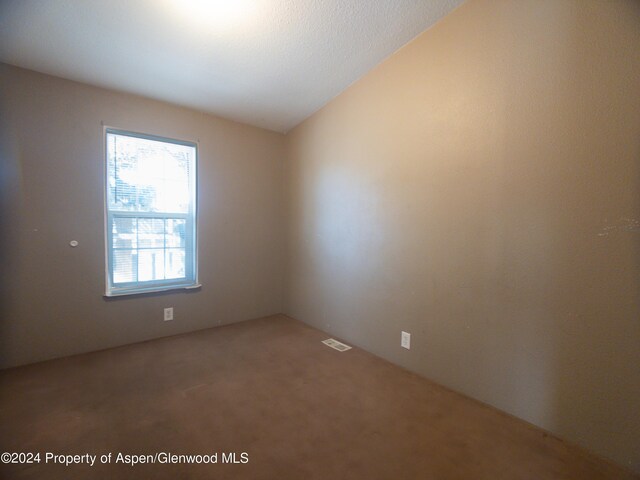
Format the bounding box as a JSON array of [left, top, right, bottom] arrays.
[[597, 218, 640, 236]]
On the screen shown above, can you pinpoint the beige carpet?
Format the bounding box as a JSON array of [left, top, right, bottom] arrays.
[[0, 314, 635, 479]]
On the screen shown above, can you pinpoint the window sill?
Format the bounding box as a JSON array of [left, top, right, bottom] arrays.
[[104, 283, 202, 298]]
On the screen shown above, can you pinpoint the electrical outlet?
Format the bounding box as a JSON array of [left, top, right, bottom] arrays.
[[164, 307, 173, 321], [401, 331, 411, 349]]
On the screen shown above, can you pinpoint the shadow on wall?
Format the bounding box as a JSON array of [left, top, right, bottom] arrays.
[[443, 1, 640, 470], [0, 102, 22, 367], [546, 2, 640, 473], [463, 0, 640, 471]]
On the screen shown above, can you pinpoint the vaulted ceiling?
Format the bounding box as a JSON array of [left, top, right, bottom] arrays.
[[0, 0, 464, 132]]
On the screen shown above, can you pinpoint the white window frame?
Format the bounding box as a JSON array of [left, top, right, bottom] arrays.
[[104, 127, 199, 297]]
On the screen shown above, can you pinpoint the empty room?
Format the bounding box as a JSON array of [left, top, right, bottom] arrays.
[[1, 0, 639, 478]]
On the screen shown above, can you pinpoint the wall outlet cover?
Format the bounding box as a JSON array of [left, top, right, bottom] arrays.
[[401, 331, 411, 349]]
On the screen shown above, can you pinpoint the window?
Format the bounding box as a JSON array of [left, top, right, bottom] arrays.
[[105, 128, 198, 296]]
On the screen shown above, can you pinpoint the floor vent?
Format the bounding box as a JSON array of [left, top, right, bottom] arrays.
[[322, 338, 352, 352]]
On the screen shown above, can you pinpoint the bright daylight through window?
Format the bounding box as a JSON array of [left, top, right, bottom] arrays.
[[105, 129, 197, 296]]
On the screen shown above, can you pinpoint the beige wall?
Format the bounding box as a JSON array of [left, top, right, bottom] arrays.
[[285, 0, 640, 472], [0, 64, 285, 368]]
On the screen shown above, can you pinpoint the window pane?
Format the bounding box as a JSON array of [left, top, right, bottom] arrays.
[[113, 249, 136, 283], [138, 218, 164, 248], [107, 133, 193, 213], [112, 217, 137, 249], [166, 219, 186, 247], [138, 248, 165, 282], [165, 248, 185, 279]]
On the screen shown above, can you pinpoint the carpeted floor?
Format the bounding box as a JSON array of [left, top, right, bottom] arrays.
[[0, 314, 635, 479]]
